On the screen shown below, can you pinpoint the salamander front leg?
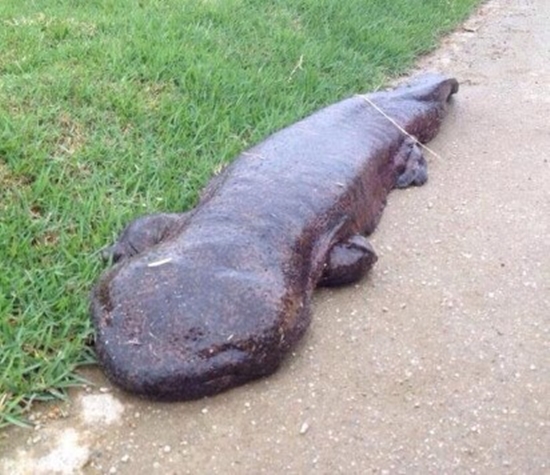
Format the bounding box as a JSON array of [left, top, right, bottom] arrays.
[[318, 235, 378, 287], [101, 212, 190, 263]]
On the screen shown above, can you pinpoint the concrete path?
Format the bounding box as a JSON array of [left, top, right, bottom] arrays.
[[1, 0, 549, 473]]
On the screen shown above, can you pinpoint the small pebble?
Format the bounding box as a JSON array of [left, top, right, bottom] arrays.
[[299, 422, 310, 434]]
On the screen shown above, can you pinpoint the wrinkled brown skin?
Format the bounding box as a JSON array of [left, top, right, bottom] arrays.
[[91, 74, 459, 400]]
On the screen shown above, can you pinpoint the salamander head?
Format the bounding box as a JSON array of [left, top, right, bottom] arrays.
[[91, 252, 305, 400]]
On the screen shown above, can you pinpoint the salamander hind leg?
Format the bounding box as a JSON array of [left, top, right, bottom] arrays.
[[395, 138, 428, 189], [101, 212, 189, 263], [318, 235, 378, 287]]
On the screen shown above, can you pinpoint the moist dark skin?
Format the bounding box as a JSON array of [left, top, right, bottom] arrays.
[[91, 73, 459, 400]]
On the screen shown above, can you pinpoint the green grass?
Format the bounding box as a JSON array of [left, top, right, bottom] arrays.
[[0, 0, 481, 428]]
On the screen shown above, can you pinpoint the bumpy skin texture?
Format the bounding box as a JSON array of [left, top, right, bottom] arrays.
[[91, 73, 459, 400]]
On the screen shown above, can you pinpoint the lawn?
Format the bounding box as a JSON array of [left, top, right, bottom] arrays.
[[0, 0, 481, 428]]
